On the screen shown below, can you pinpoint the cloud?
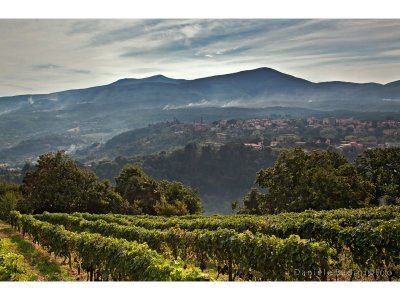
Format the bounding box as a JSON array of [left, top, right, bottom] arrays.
[[32, 64, 62, 70], [163, 98, 240, 110], [88, 20, 162, 46], [66, 20, 102, 36], [71, 69, 91, 74], [196, 46, 251, 59], [380, 49, 400, 57], [31, 63, 90, 75]]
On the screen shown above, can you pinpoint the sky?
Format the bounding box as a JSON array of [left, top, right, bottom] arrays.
[[1, 19, 400, 96]]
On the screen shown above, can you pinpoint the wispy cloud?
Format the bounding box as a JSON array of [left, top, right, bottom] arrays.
[[32, 64, 62, 70], [31, 63, 91, 75]]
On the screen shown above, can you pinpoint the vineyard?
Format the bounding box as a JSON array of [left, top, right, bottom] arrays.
[[7, 206, 400, 281], [0, 239, 28, 281]]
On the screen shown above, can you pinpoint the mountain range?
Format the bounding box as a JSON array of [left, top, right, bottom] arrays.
[[1, 67, 400, 164], [2, 67, 400, 113]]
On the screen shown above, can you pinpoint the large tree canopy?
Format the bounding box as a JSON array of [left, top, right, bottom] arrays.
[[355, 147, 400, 204], [115, 164, 202, 216], [22, 151, 128, 214], [115, 164, 162, 214], [247, 148, 374, 214], [159, 180, 203, 215]]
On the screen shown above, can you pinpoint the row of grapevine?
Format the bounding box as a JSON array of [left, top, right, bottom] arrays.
[[9, 211, 206, 281], [72, 207, 400, 253], [35, 212, 336, 281], [36, 210, 400, 280], [73, 205, 400, 234]]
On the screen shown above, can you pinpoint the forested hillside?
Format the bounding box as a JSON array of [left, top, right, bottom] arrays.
[[91, 143, 278, 214]]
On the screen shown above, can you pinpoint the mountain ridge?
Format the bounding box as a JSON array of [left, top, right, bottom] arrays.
[[2, 67, 400, 100]]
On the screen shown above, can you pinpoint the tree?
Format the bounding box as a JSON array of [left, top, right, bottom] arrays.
[[0, 191, 22, 221], [159, 180, 203, 214], [253, 148, 374, 214], [115, 164, 162, 215], [87, 180, 129, 214], [154, 197, 189, 216], [22, 151, 96, 213], [320, 128, 338, 140], [22, 151, 128, 214], [240, 188, 264, 214], [115, 165, 203, 215], [231, 200, 238, 214], [0, 181, 30, 215], [0, 182, 20, 196], [355, 148, 400, 204]]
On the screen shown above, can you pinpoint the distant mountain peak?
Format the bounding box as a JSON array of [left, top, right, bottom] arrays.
[[111, 74, 181, 86], [244, 66, 280, 72], [144, 74, 171, 80], [141, 74, 183, 84], [190, 66, 312, 86]]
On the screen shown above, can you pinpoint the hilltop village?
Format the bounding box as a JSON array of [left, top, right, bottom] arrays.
[[166, 116, 400, 154]]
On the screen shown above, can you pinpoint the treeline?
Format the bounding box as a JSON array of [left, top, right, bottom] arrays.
[[0, 147, 399, 218], [240, 147, 400, 214], [92, 143, 278, 214], [90, 144, 400, 214], [0, 152, 202, 221]]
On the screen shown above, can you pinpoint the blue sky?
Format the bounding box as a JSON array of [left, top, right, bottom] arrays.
[[1, 19, 400, 96]]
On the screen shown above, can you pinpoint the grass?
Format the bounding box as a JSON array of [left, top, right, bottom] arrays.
[[0, 222, 75, 281]]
